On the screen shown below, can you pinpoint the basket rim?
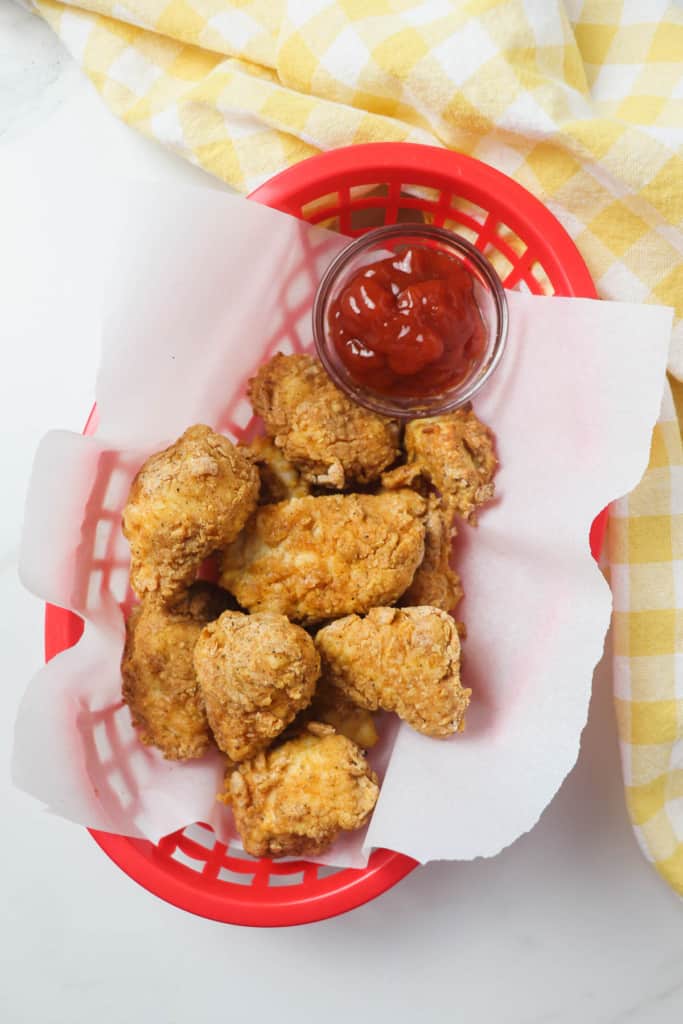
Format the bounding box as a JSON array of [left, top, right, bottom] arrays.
[[249, 142, 597, 299], [44, 141, 603, 927]]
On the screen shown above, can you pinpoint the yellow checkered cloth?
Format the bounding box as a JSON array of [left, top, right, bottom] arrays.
[[30, 0, 683, 892]]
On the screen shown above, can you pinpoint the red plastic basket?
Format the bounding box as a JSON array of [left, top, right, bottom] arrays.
[[44, 143, 604, 927]]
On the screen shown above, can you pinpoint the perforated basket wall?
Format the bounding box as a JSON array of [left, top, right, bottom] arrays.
[[45, 143, 600, 927]]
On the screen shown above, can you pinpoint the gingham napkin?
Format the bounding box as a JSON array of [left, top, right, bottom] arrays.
[[30, 0, 683, 894]]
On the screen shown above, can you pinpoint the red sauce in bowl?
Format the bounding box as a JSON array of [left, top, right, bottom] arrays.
[[328, 246, 485, 397]]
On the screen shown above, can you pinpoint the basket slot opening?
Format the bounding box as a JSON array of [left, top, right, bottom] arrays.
[[392, 186, 442, 226], [489, 234, 527, 269], [483, 248, 514, 282], [93, 519, 112, 560], [348, 198, 429, 232], [473, 212, 498, 252], [284, 267, 315, 312], [347, 183, 389, 232], [500, 247, 534, 289], [109, 566, 129, 603], [473, 218, 534, 291], [199, 843, 232, 881], [449, 195, 488, 223], [523, 271, 545, 295], [500, 245, 543, 294], [347, 183, 438, 233], [349, 183, 389, 202], [495, 222, 528, 258], [316, 864, 342, 879], [86, 569, 105, 609], [218, 387, 259, 439], [276, 334, 298, 357], [349, 203, 391, 232], [442, 218, 479, 246], [264, 324, 307, 361], [301, 193, 339, 221], [397, 202, 431, 224], [217, 865, 255, 885], [230, 396, 253, 431], [170, 845, 208, 872], [182, 823, 218, 851], [219, 425, 241, 444], [104, 468, 132, 511], [529, 259, 554, 295], [295, 311, 312, 348], [310, 214, 341, 232], [267, 870, 306, 887]]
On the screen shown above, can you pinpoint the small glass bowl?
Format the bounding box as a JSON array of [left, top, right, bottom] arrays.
[[313, 224, 509, 420]]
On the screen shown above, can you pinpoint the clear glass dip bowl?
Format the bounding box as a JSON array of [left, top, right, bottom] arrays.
[[313, 224, 509, 420]]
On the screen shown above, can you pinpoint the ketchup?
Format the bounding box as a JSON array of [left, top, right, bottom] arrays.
[[328, 246, 485, 397]]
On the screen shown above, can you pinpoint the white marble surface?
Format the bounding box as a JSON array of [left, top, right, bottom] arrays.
[[2, 5, 683, 1022]]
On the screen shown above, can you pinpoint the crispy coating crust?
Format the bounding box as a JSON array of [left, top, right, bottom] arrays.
[[379, 461, 428, 494], [194, 611, 320, 761], [240, 435, 310, 504], [400, 496, 463, 613], [383, 409, 497, 523], [316, 606, 470, 737], [305, 678, 379, 749], [121, 582, 231, 760], [122, 425, 259, 603], [248, 353, 400, 488], [227, 724, 379, 858], [219, 490, 426, 624]]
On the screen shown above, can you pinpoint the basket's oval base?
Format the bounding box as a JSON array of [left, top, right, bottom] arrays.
[[45, 142, 604, 926]]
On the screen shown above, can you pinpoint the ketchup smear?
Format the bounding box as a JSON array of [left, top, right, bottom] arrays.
[[329, 246, 485, 397]]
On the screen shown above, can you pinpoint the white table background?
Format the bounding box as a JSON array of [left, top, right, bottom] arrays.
[[2, 5, 683, 1022]]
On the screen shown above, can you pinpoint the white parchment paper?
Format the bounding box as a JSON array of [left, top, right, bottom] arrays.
[[15, 182, 672, 867]]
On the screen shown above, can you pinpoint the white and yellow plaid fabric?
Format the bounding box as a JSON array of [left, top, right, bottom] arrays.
[[29, 0, 683, 893], [611, 381, 683, 895]]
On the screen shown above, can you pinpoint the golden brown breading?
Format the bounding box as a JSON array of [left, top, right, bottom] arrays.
[[316, 606, 470, 737], [226, 724, 379, 858], [121, 582, 231, 760], [193, 611, 320, 761], [240, 435, 310, 504], [219, 490, 426, 624], [216, 759, 239, 806], [400, 496, 463, 613], [122, 425, 259, 604], [307, 678, 378, 749], [378, 461, 425, 492], [248, 353, 400, 488], [382, 408, 497, 523]]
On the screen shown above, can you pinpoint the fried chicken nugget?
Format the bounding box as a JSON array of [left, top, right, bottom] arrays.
[[316, 606, 470, 737], [400, 496, 463, 613], [122, 425, 259, 603], [193, 611, 320, 761], [248, 353, 400, 488], [307, 678, 379, 749], [121, 582, 231, 760], [225, 723, 379, 858], [383, 408, 497, 523], [219, 490, 426, 624], [240, 435, 310, 504]]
